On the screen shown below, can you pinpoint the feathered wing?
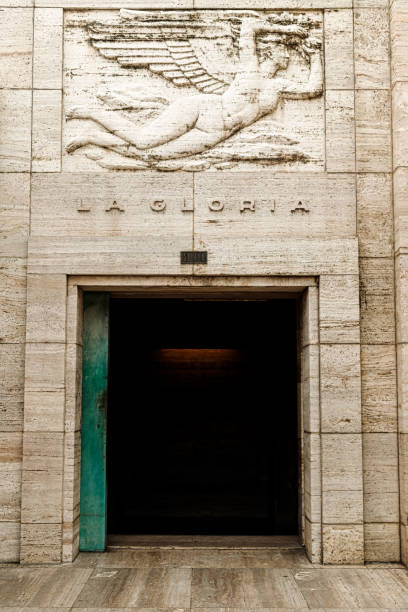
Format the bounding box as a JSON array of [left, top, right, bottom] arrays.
[[88, 12, 230, 95]]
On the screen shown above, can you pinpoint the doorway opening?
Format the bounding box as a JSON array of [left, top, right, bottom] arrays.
[[107, 298, 298, 537]]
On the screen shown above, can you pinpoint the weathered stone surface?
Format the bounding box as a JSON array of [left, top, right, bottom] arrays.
[[33, 8, 63, 89], [325, 90, 355, 172], [361, 345, 397, 433], [22, 432, 64, 524], [323, 490, 363, 524], [359, 257, 395, 345], [354, 8, 390, 89], [393, 82, 408, 169], [66, 284, 82, 346], [0, 344, 25, 432], [394, 168, 408, 253], [363, 433, 399, 522], [63, 431, 81, 524], [300, 286, 319, 348], [323, 525, 364, 565], [0, 174, 30, 258], [24, 343, 65, 392], [20, 523, 61, 564], [357, 173, 393, 258], [391, 1, 408, 85], [396, 253, 408, 344], [0, 7, 32, 88], [320, 345, 362, 433], [322, 434, 363, 492], [24, 389, 65, 432], [0, 522, 20, 562], [304, 432, 321, 499], [397, 344, 408, 434], [305, 518, 321, 564], [0, 258, 27, 344], [32, 90, 62, 172], [319, 275, 360, 343], [26, 274, 67, 344], [31, 172, 194, 237], [364, 523, 400, 562], [302, 344, 319, 433], [0, 90, 31, 172], [324, 10, 354, 90], [65, 344, 82, 433], [356, 89, 392, 173], [0, 432, 22, 521]]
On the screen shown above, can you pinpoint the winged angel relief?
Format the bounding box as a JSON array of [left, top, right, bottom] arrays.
[[65, 10, 323, 171]]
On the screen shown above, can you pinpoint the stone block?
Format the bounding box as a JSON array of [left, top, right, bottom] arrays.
[[67, 284, 83, 345], [0, 7, 32, 88], [20, 523, 61, 564], [30, 172, 194, 242], [194, 0, 351, 6], [399, 432, 408, 520], [357, 173, 393, 258], [391, 2, 408, 85], [38, 0, 193, 6], [65, 343, 82, 433], [322, 434, 363, 492], [0, 522, 20, 562], [401, 524, 408, 566], [24, 343, 65, 391], [33, 8, 63, 89], [324, 10, 354, 89], [359, 257, 395, 345], [364, 523, 400, 562], [0, 0, 33, 5], [397, 344, 408, 434], [62, 515, 80, 563], [28, 236, 358, 277], [356, 89, 392, 173], [319, 275, 360, 343], [305, 518, 321, 564], [354, 0, 388, 5], [0, 257, 27, 343], [326, 90, 355, 172], [394, 168, 408, 253], [320, 345, 362, 433], [396, 253, 408, 344], [32, 90, 62, 172], [300, 286, 319, 348], [323, 490, 363, 524], [0, 343, 25, 432], [26, 274, 67, 343], [323, 524, 364, 564], [393, 81, 408, 169], [63, 431, 81, 524], [24, 390, 65, 432], [363, 433, 399, 522], [0, 173, 30, 258], [304, 432, 321, 499], [22, 432, 63, 524], [361, 345, 397, 433], [304, 490, 321, 523], [302, 344, 320, 433], [0, 89, 31, 172], [354, 8, 390, 89], [0, 432, 22, 522]]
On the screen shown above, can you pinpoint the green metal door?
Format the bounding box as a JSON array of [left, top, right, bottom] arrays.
[[79, 293, 110, 551]]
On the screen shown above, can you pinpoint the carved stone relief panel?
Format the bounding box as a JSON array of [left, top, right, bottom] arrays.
[[63, 9, 324, 173]]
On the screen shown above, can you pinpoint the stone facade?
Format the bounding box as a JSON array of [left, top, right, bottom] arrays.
[[0, 0, 406, 565]]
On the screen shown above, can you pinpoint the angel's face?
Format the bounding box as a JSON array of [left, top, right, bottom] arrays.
[[261, 45, 290, 76]]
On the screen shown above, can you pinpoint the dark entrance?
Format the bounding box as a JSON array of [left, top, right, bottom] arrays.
[[107, 298, 298, 536]]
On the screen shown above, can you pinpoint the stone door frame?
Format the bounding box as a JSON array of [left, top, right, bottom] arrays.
[[20, 242, 364, 564]]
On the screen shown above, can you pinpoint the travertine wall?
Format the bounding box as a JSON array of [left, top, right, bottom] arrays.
[[0, 0, 405, 564]]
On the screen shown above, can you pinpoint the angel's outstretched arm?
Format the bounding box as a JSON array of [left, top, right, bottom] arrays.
[[279, 48, 323, 99]]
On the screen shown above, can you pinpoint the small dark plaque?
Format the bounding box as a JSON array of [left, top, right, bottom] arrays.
[[180, 251, 208, 265]]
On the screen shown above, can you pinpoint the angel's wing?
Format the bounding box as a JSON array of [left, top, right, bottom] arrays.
[[88, 11, 230, 95]]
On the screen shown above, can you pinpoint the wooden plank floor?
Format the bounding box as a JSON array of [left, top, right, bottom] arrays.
[[1, 546, 408, 610]]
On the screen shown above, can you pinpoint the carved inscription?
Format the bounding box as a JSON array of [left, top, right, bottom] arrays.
[[76, 198, 310, 215], [64, 9, 324, 172]]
